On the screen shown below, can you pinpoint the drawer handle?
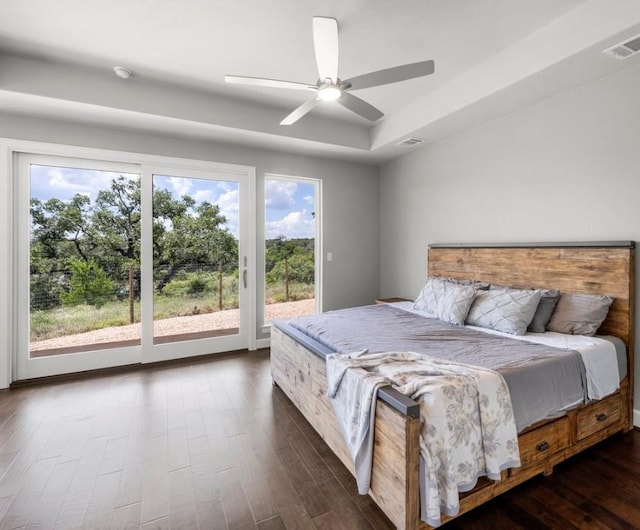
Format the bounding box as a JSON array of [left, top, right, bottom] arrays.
[[596, 413, 608, 422], [536, 441, 551, 452]]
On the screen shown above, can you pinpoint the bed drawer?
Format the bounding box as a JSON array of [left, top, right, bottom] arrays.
[[576, 393, 622, 441], [516, 416, 570, 468]]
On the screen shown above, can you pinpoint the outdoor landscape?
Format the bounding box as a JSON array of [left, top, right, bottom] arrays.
[[30, 170, 315, 353]]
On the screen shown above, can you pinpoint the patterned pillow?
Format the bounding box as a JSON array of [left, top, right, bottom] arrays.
[[413, 277, 477, 326], [527, 289, 561, 333], [546, 293, 613, 336], [466, 287, 542, 335]]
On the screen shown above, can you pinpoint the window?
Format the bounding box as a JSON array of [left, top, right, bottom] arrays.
[[26, 160, 142, 357], [15, 150, 255, 380], [264, 175, 321, 323]]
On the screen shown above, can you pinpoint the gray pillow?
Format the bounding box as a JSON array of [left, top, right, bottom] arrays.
[[466, 287, 542, 335], [546, 293, 613, 336], [527, 289, 560, 333], [413, 277, 477, 326]]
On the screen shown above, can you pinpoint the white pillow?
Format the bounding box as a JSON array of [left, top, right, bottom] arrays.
[[413, 277, 477, 326], [466, 287, 541, 335]]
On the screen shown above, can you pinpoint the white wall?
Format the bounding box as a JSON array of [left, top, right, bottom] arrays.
[[0, 113, 379, 384], [379, 63, 640, 411]]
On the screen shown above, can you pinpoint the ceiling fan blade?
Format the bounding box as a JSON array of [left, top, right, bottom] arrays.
[[312, 17, 339, 82], [225, 75, 315, 91], [344, 60, 435, 91], [280, 98, 319, 125], [338, 92, 384, 121]]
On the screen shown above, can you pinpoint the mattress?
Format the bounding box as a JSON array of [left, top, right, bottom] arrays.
[[277, 302, 625, 432]]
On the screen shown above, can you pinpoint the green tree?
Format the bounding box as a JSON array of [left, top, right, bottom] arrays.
[[30, 273, 65, 310], [29, 176, 240, 304], [30, 178, 140, 309], [30, 194, 92, 266], [62, 259, 115, 307], [266, 253, 315, 284], [154, 200, 238, 293], [265, 237, 314, 273], [89, 175, 141, 281]]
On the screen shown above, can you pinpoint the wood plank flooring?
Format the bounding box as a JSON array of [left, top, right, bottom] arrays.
[[0, 348, 638, 529]]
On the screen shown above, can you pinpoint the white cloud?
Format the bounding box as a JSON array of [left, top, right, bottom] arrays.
[[193, 189, 214, 203], [41, 167, 137, 202], [303, 194, 314, 205], [47, 169, 103, 193], [266, 210, 315, 239], [45, 169, 78, 193], [216, 181, 235, 193], [265, 180, 297, 209], [217, 188, 239, 238], [167, 176, 192, 197]]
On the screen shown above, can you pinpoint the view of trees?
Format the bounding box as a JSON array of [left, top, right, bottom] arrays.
[[28, 172, 316, 347], [265, 236, 314, 304], [30, 174, 315, 320], [265, 236, 315, 285], [30, 175, 238, 312]]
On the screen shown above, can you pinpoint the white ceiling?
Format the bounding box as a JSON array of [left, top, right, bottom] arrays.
[[1, 0, 640, 163]]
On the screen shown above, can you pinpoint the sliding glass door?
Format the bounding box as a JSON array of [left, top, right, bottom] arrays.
[[16, 154, 254, 380], [141, 165, 253, 362]]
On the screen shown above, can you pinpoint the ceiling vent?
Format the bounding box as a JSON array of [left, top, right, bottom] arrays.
[[397, 137, 425, 147], [603, 34, 640, 60]]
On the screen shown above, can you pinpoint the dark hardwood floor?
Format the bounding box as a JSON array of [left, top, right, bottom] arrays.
[[0, 348, 638, 529]]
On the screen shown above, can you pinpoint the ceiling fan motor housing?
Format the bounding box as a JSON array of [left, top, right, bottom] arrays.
[[317, 78, 342, 101]]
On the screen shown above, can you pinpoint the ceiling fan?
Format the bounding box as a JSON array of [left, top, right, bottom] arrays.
[[225, 17, 435, 126]]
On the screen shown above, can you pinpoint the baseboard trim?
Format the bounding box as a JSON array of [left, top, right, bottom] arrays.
[[10, 347, 267, 388], [256, 338, 270, 350]]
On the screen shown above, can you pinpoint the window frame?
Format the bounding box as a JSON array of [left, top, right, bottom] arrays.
[[262, 173, 322, 328]]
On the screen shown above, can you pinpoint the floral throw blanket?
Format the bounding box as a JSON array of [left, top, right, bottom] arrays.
[[326, 351, 521, 528]]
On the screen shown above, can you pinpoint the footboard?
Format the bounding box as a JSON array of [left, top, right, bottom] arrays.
[[271, 326, 421, 529]]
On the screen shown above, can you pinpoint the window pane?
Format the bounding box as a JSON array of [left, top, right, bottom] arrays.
[[29, 165, 141, 356], [265, 177, 317, 322], [152, 175, 240, 344]]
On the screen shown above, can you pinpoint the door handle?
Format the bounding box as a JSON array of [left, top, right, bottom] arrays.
[[243, 269, 247, 288]]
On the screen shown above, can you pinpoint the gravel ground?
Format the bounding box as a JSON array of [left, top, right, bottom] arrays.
[[31, 298, 315, 351]]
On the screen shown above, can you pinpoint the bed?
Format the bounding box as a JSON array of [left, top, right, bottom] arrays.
[[270, 242, 635, 529]]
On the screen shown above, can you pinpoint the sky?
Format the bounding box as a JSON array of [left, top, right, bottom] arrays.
[[265, 178, 316, 240], [30, 165, 135, 203], [30, 165, 316, 240], [154, 174, 240, 237]]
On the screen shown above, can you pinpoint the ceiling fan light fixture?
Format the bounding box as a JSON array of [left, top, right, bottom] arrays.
[[317, 84, 341, 101]]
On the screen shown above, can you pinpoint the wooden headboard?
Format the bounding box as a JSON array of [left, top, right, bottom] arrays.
[[428, 242, 635, 426]]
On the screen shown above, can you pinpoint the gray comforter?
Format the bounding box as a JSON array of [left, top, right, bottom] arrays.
[[286, 304, 588, 432]]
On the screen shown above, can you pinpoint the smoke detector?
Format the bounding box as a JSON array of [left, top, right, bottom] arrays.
[[603, 34, 640, 60], [113, 66, 133, 79]]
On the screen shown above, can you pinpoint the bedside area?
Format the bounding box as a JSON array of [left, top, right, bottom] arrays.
[[375, 297, 411, 304]]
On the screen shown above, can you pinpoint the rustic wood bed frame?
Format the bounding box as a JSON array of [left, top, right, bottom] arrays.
[[270, 242, 635, 529]]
